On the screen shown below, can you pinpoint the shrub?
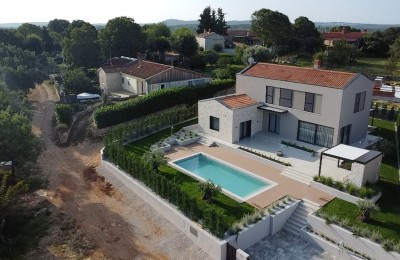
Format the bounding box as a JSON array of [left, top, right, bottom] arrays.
[[346, 182, 357, 195], [335, 181, 344, 191], [55, 104, 73, 126], [382, 239, 395, 251], [394, 241, 400, 253], [313, 175, 319, 181], [370, 230, 383, 243], [325, 177, 334, 187], [94, 79, 234, 128], [359, 186, 368, 198]]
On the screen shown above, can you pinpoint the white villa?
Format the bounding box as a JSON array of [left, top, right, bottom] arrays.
[[98, 57, 211, 96], [199, 62, 374, 147]]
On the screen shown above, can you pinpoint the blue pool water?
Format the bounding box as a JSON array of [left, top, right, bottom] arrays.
[[172, 153, 270, 199]]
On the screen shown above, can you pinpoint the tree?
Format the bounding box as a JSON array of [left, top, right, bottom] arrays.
[[62, 68, 91, 94], [48, 19, 70, 35], [215, 8, 229, 35], [326, 40, 360, 66], [0, 29, 23, 47], [197, 7, 229, 35], [251, 9, 292, 49], [292, 16, 323, 53], [142, 150, 167, 172], [197, 6, 216, 34], [241, 45, 273, 64], [41, 27, 55, 53], [143, 23, 171, 51], [99, 16, 145, 59], [62, 23, 100, 68], [171, 28, 198, 58], [386, 37, 400, 74], [198, 180, 221, 203], [330, 26, 360, 32], [16, 23, 43, 38], [0, 110, 42, 175], [24, 34, 43, 53], [0, 81, 29, 114], [357, 199, 380, 222], [361, 32, 390, 58]]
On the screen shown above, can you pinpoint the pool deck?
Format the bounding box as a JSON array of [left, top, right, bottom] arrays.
[[166, 143, 334, 208]]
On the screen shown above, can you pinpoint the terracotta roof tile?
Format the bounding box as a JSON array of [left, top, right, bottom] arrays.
[[121, 60, 172, 79], [196, 32, 222, 38], [100, 57, 137, 67], [243, 63, 357, 89], [322, 31, 366, 41], [218, 94, 258, 109]]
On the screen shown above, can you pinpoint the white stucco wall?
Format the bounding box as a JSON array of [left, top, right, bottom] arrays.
[[196, 34, 225, 51], [236, 74, 343, 145], [198, 99, 234, 142], [362, 155, 382, 185], [339, 75, 374, 144], [148, 78, 211, 93], [121, 73, 148, 94], [98, 69, 122, 92]]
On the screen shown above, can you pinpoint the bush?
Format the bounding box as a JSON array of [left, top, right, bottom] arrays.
[[346, 182, 357, 195], [94, 79, 234, 128], [335, 181, 344, 191], [55, 104, 73, 126], [325, 177, 334, 187], [359, 186, 368, 198], [213, 44, 223, 53]]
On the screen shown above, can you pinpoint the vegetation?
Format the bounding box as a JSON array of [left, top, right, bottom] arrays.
[[197, 6, 229, 35], [171, 28, 198, 58], [357, 199, 380, 222], [238, 146, 292, 166], [387, 37, 400, 74], [281, 140, 315, 153], [242, 45, 273, 64], [320, 117, 400, 243], [55, 104, 74, 126], [94, 79, 234, 128]]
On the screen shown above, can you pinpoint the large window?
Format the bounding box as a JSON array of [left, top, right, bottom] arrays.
[[210, 116, 220, 131], [298, 121, 334, 147], [279, 89, 293, 108], [304, 93, 315, 113], [266, 86, 274, 104], [354, 91, 366, 113]]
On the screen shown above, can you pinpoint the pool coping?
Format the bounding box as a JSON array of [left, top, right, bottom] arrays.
[[169, 152, 278, 203]]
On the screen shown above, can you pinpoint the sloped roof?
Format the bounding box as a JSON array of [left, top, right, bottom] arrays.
[[100, 56, 138, 73], [322, 31, 366, 41], [227, 29, 256, 38], [218, 94, 258, 110], [242, 63, 358, 89], [196, 32, 223, 38], [121, 60, 173, 79]]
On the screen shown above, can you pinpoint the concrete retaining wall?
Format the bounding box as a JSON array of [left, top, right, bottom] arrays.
[[270, 201, 299, 235], [310, 181, 382, 205], [101, 160, 227, 260], [307, 214, 400, 260]]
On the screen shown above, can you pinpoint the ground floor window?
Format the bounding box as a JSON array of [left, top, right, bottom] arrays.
[[210, 116, 220, 131], [297, 121, 334, 147]]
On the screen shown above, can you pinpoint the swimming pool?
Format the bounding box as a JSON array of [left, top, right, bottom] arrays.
[[170, 153, 277, 201]]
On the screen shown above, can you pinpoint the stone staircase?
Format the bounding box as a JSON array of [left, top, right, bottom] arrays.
[[281, 167, 313, 185], [197, 135, 216, 147], [283, 199, 320, 236]]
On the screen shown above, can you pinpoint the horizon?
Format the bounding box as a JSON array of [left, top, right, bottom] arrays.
[[1, 0, 400, 25]]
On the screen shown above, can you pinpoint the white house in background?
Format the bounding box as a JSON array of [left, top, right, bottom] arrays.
[[199, 62, 375, 147], [98, 58, 211, 96], [196, 31, 225, 51]]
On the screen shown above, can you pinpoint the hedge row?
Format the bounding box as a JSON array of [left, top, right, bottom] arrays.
[[94, 79, 234, 128], [55, 104, 73, 126], [105, 105, 197, 146], [105, 144, 229, 238]]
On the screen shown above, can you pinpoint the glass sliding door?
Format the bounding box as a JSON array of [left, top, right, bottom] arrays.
[[340, 124, 351, 144], [298, 121, 316, 143], [268, 114, 280, 134], [297, 120, 334, 147], [239, 120, 252, 140], [316, 125, 334, 147]]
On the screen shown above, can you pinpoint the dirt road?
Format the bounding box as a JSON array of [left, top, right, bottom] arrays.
[[28, 84, 210, 259]]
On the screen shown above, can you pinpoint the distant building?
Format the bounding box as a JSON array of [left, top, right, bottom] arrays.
[[321, 30, 367, 47], [196, 30, 225, 51]]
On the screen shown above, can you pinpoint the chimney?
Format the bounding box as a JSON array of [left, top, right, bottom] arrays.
[[341, 28, 345, 34], [313, 59, 321, 70], [374, 77, 383, 89], [208, 29, 211, 34]]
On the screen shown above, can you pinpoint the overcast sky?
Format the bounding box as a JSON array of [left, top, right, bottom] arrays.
[[1, 0, 399, 24]]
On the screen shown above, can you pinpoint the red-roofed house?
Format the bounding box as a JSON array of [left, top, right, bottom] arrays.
[[198, 62, 374, 147], [98, 58, 211, 96], [321, 30, 366, 47]]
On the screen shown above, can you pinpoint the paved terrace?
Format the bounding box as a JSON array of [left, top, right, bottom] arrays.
[[166, 143, 334, 208]]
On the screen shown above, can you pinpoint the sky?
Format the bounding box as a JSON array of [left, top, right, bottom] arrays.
[[1, 0, 399, 24]]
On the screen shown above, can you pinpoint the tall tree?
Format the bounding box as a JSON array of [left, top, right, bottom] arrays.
[[387, 37, 400, 74], [48, 19, 70, 35], [251, 9, 292, 49], [327, 39, 360, 66], [63, 68, 91, 94], [0, 110, 42, 175], [171, 28, 198, 58], [292, 16, 323, 53], [197, 6, 216, 34], [16, 23, 43, 38], [62, 23, 100, 68], [330, 26, 360, 32], [24, 34, 43, 53], [361, 31, 390, 58], [215, 8, 229, 35], [99, 16, 145, 59], [143, 23, 171, 51]]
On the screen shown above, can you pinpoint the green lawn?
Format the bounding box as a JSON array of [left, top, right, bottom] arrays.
[[320, 118, 400, 242], [124, 118, 255, 223]]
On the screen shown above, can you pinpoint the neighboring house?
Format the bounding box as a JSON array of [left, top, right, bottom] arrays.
[[226, 29, 260, 46], [98, 58, 212, 95], [98, 56, 137, 93], [321, 30, 366, 47], [196, 31, 225, 51], [199, 62, 374, 147]]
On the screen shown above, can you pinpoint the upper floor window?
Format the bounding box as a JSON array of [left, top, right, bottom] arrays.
[[304, 93, 315, 113], [279, 89, 293, 108], [266, 86, 274, 104], [354, 91, 366, 113]]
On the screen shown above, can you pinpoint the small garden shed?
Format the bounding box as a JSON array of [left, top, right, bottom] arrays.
[[318, 144, 383, 187]]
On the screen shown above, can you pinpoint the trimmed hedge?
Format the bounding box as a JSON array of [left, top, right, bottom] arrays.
[[105, 144, 229, 238], [94, 79, 234, 128], [55, 104, 73, 126]]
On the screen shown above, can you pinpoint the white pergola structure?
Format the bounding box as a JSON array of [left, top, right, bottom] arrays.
[[318, 144, 383, 187]]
